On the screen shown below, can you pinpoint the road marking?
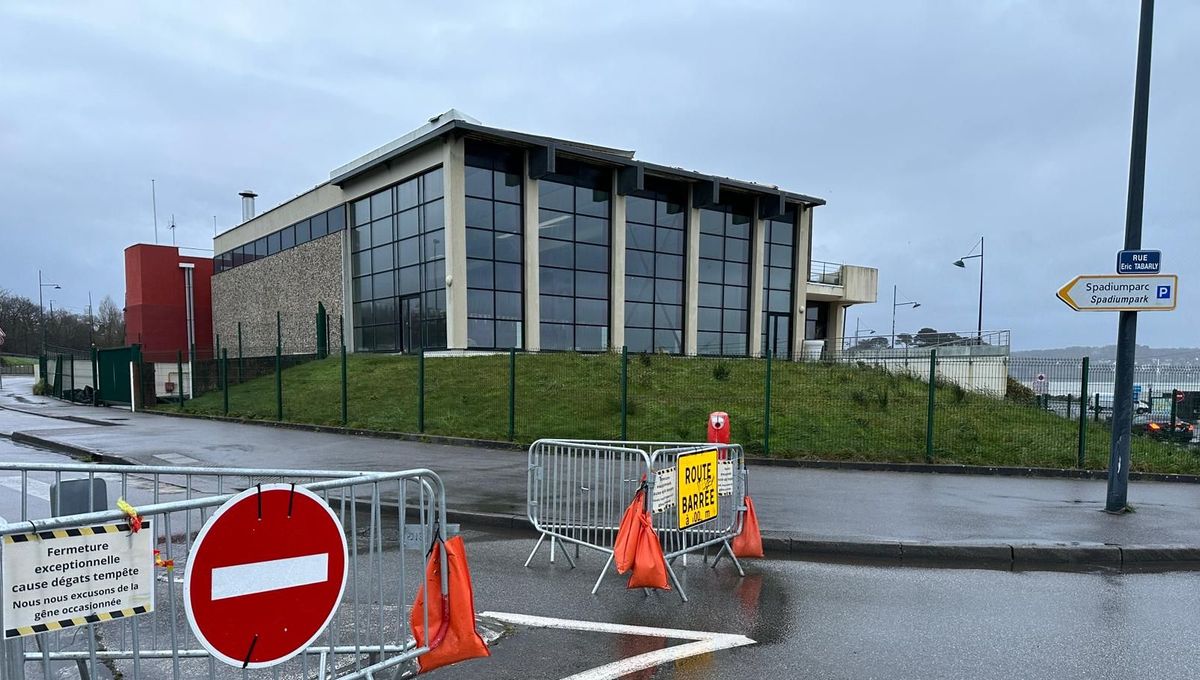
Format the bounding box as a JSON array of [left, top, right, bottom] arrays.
[[211, 554, 329, 600], [479, 611, 755, 680], [0, 474, 136, 503], [155, 453, 200, 465]]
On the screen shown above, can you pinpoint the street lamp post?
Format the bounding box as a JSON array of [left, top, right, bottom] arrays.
[[38, 270, 62, 353], [891, 285, 921, 346], [953, 237, 985, 341]]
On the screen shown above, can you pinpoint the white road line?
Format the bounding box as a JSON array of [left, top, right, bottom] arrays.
[[211, 553, 329, 600], [0, 477, 50, 501], [479, 611, 755, 680]]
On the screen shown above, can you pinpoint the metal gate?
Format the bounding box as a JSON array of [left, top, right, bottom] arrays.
[[96, 346, 137, 405], [0, 461, 449, 680]]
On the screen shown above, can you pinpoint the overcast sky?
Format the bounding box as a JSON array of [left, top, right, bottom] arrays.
[[1, 1, 1195, 350]]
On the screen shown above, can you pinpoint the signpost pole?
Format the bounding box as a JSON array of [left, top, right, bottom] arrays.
[[1107, 0, 1154, 513]]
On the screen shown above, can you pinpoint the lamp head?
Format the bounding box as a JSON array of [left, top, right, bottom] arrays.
[[913, 303, 922, 309], [953, 259, 966, 268]]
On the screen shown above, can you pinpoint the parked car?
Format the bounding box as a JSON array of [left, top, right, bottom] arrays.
[[1133, 415, 1196, 444]]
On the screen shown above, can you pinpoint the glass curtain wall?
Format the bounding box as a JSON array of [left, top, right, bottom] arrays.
[[624, 178, 686, 354], [697, 197, 754, 355], [350, 166, 446, 352], [761, 209, 796, 357], [465, 141, 524, 349], [537, 158, 611, 351]]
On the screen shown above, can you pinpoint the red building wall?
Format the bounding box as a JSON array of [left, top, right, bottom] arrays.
[[124, 244, 214, 361]]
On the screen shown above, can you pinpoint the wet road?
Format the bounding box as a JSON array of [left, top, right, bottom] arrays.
[[452, 526, 1200, 679]]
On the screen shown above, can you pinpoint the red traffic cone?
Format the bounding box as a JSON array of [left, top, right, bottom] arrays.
[[411, 535, 490, 672], [732, 496, 764, 558]]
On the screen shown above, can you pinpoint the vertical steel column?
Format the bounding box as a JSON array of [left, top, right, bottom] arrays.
[[177, 350, 183, 410], [620, 345, 628, 441], [508, 347, 516, 441], [1107, 0, 1155, 513], [222, 348, 229, 416], [275, 311, 283, 421], [340, 315, 348, 427], [237, 321, 243, 383], [417, 348, 425, 433], [764, 350, 773, 457], [1077, 357, 1090, 468], [925, 349, 937, 463]]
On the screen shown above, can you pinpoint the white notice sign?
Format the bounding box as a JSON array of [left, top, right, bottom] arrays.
[[717, 461, 734, 497], [3, 521, 155, 639], [651, 468, 676, 514]]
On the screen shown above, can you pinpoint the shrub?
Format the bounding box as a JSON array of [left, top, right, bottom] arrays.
[[1006, 377, 1036, 406], [711, 362, 731, 382], [32, 380, 47, 396]]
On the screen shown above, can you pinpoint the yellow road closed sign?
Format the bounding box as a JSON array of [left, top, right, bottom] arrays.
[[677, 449, 718, 529]]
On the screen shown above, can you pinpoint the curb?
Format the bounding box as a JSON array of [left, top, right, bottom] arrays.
[[137, 408, 1200, 484], [11, 428, 1200, 572]]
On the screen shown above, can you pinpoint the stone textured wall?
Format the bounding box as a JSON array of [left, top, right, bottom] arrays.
[[212, 232, 344, 356]]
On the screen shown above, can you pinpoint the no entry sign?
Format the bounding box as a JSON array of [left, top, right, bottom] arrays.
[[183, 484, 348, 669]]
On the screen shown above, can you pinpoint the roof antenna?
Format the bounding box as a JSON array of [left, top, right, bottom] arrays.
[[169, 214, 176, 245], [151, 179, 158, 244]]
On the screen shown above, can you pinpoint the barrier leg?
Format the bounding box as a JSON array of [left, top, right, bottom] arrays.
[[524, 534, 546, 568], [560, 541, 577, 569], [664, 561, 688, 603], [722, 539, 746, 577], [550, 536, 556, 563], [591, 553, 615, 595]]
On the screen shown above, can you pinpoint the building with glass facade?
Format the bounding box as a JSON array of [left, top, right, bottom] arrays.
[[211, 110, 877, 358]]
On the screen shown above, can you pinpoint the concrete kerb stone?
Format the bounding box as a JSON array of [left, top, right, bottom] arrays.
[[1010, 544, 1123, 567]]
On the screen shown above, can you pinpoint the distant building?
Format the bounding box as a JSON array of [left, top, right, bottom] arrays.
[[210, 110, 876, 357]]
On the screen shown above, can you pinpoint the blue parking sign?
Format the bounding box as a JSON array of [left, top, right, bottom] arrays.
[[1157, 285, 1172, 299]]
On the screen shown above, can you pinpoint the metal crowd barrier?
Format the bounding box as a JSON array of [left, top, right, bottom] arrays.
[[525, 439, 747, 601], [0, 462, 448, 680]]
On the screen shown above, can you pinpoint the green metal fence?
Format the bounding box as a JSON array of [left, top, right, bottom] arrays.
[[164, 322, 1200, 475]]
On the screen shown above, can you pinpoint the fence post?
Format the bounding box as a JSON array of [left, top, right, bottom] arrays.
[[237, 321, 243, 384], [1170, 389, 1179, 438], [340, 316, 348, 427], [177, 350, 184, 411], [222, 348, 229, 416], [508, 347, 516, 441], [90, 345, 98, 405], [417, 348, 425, 433], [1066, 394, 1073, 420], [189, 342, 196, 400], [925, 349, 937, 463], [68, 353, 75, 401], [215, 334, 221, 390], [1077, 357, 1089, 468], [620, 345, 628, 441], [764, 350, 773, 457], [1094, 393, 1101, 422], [275, 311, 283, 421]]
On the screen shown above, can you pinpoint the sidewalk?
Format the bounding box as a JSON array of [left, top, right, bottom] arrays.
[[3, 376, 1199, 568]]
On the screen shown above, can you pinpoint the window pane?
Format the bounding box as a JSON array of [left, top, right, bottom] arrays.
[[468, 319, 494, 349], [574, 325, 606, 351], [699, 307, 721, 332], [727, 212, 751, 238], [699, 234, 723, 260], [494, 231, 521, 262], [540, 268, 573, 296], [538, 210, 572, 240], [370, 190, 392, 220], [465, 166, 492, 199], [657, 201, 685, 229], [699, 259, 723, 284], [326, 205, 345, 233], [698, 283, 723, 307], [657, 253, 683, 279], [699, 209, 724, 234], [495, 291, 522, 320], [724, 262, 748, 286], [495, 262, 522, 292], [423, 230, 444, 261], [541, 323, 572, 351], [627, 302, 653, 327], [356, 301, 374, 326], [466, 197, 493, 229], [724, 286, 747, 310], [625, 275, 652, 302], [723, 309, 746, 332], [575, 216, 607, 245], [575, 185, 609, 217], [771, 243, 793, 268], [467, 229, 493, 259], [656, 228, 684, 255], [353, 276, 371, 301], [627, 223, 655, 251], [654, 329, 681, 354], [399, 266, 420, 294], [626, 328, 653, 353], [575, 244, 608, 272], [373, 271, 395, 299], [423, 167, 444, 201], [468, 289, 493, 317], [374, 323, 396, 351], [372, 217, 393, 244], [352, 249, 371, 275], [423, 259, 445, 291], [374, 297, 397, 324], [278, 226, 294, 250], [494, 201, 521, 233], [267, 232, 280, 255], [495, 171, 521, 203], [627, 250, 654, 277], [626, 196, 654, 225], [655, 279, 682, 305], [398, 208, 419, 239], [371, 244, 393, 271], [423, 199, 445, 231], [398, 178, 419, 210], [725, 238, 749, 263], [468, 259, 493, 289], [770, 219, 794, 246], [541, 295, 573, 323], [495, 320, 521, 349], [539, 238, 573, 269], [576, 298, 607, 326], [698, 332, 721, 355], [539, 180, 573, 212], [353, 198, 370, 226], [309, 213, 326, 239], [295, 219, 310, 245], [769, 267, 792, 290]]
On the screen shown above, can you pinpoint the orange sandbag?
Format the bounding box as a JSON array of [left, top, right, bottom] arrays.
[[613, 487, 645, 574], [411, 535, 490, 673], [732, 496, 764, 558], [626, 512, 670, 590]]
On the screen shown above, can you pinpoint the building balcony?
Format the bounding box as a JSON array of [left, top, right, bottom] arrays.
[[806, 260, 878, 304]]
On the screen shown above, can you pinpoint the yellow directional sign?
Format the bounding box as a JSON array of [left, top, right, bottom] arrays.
[[1057, 274, 1177, 312], [677, 449, 718, 529]]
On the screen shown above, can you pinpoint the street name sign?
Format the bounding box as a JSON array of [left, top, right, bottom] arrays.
[[183, 484, 348, 669], [1117, 249, 1161, 274], [3, 521, 154, 639], [1057, 274, 1177, 312]]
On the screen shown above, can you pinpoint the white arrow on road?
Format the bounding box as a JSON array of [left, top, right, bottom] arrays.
[[481, 611, 755, 680]]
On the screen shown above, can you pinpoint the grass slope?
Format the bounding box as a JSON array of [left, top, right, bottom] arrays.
[[173, 352, 1195, 474]]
